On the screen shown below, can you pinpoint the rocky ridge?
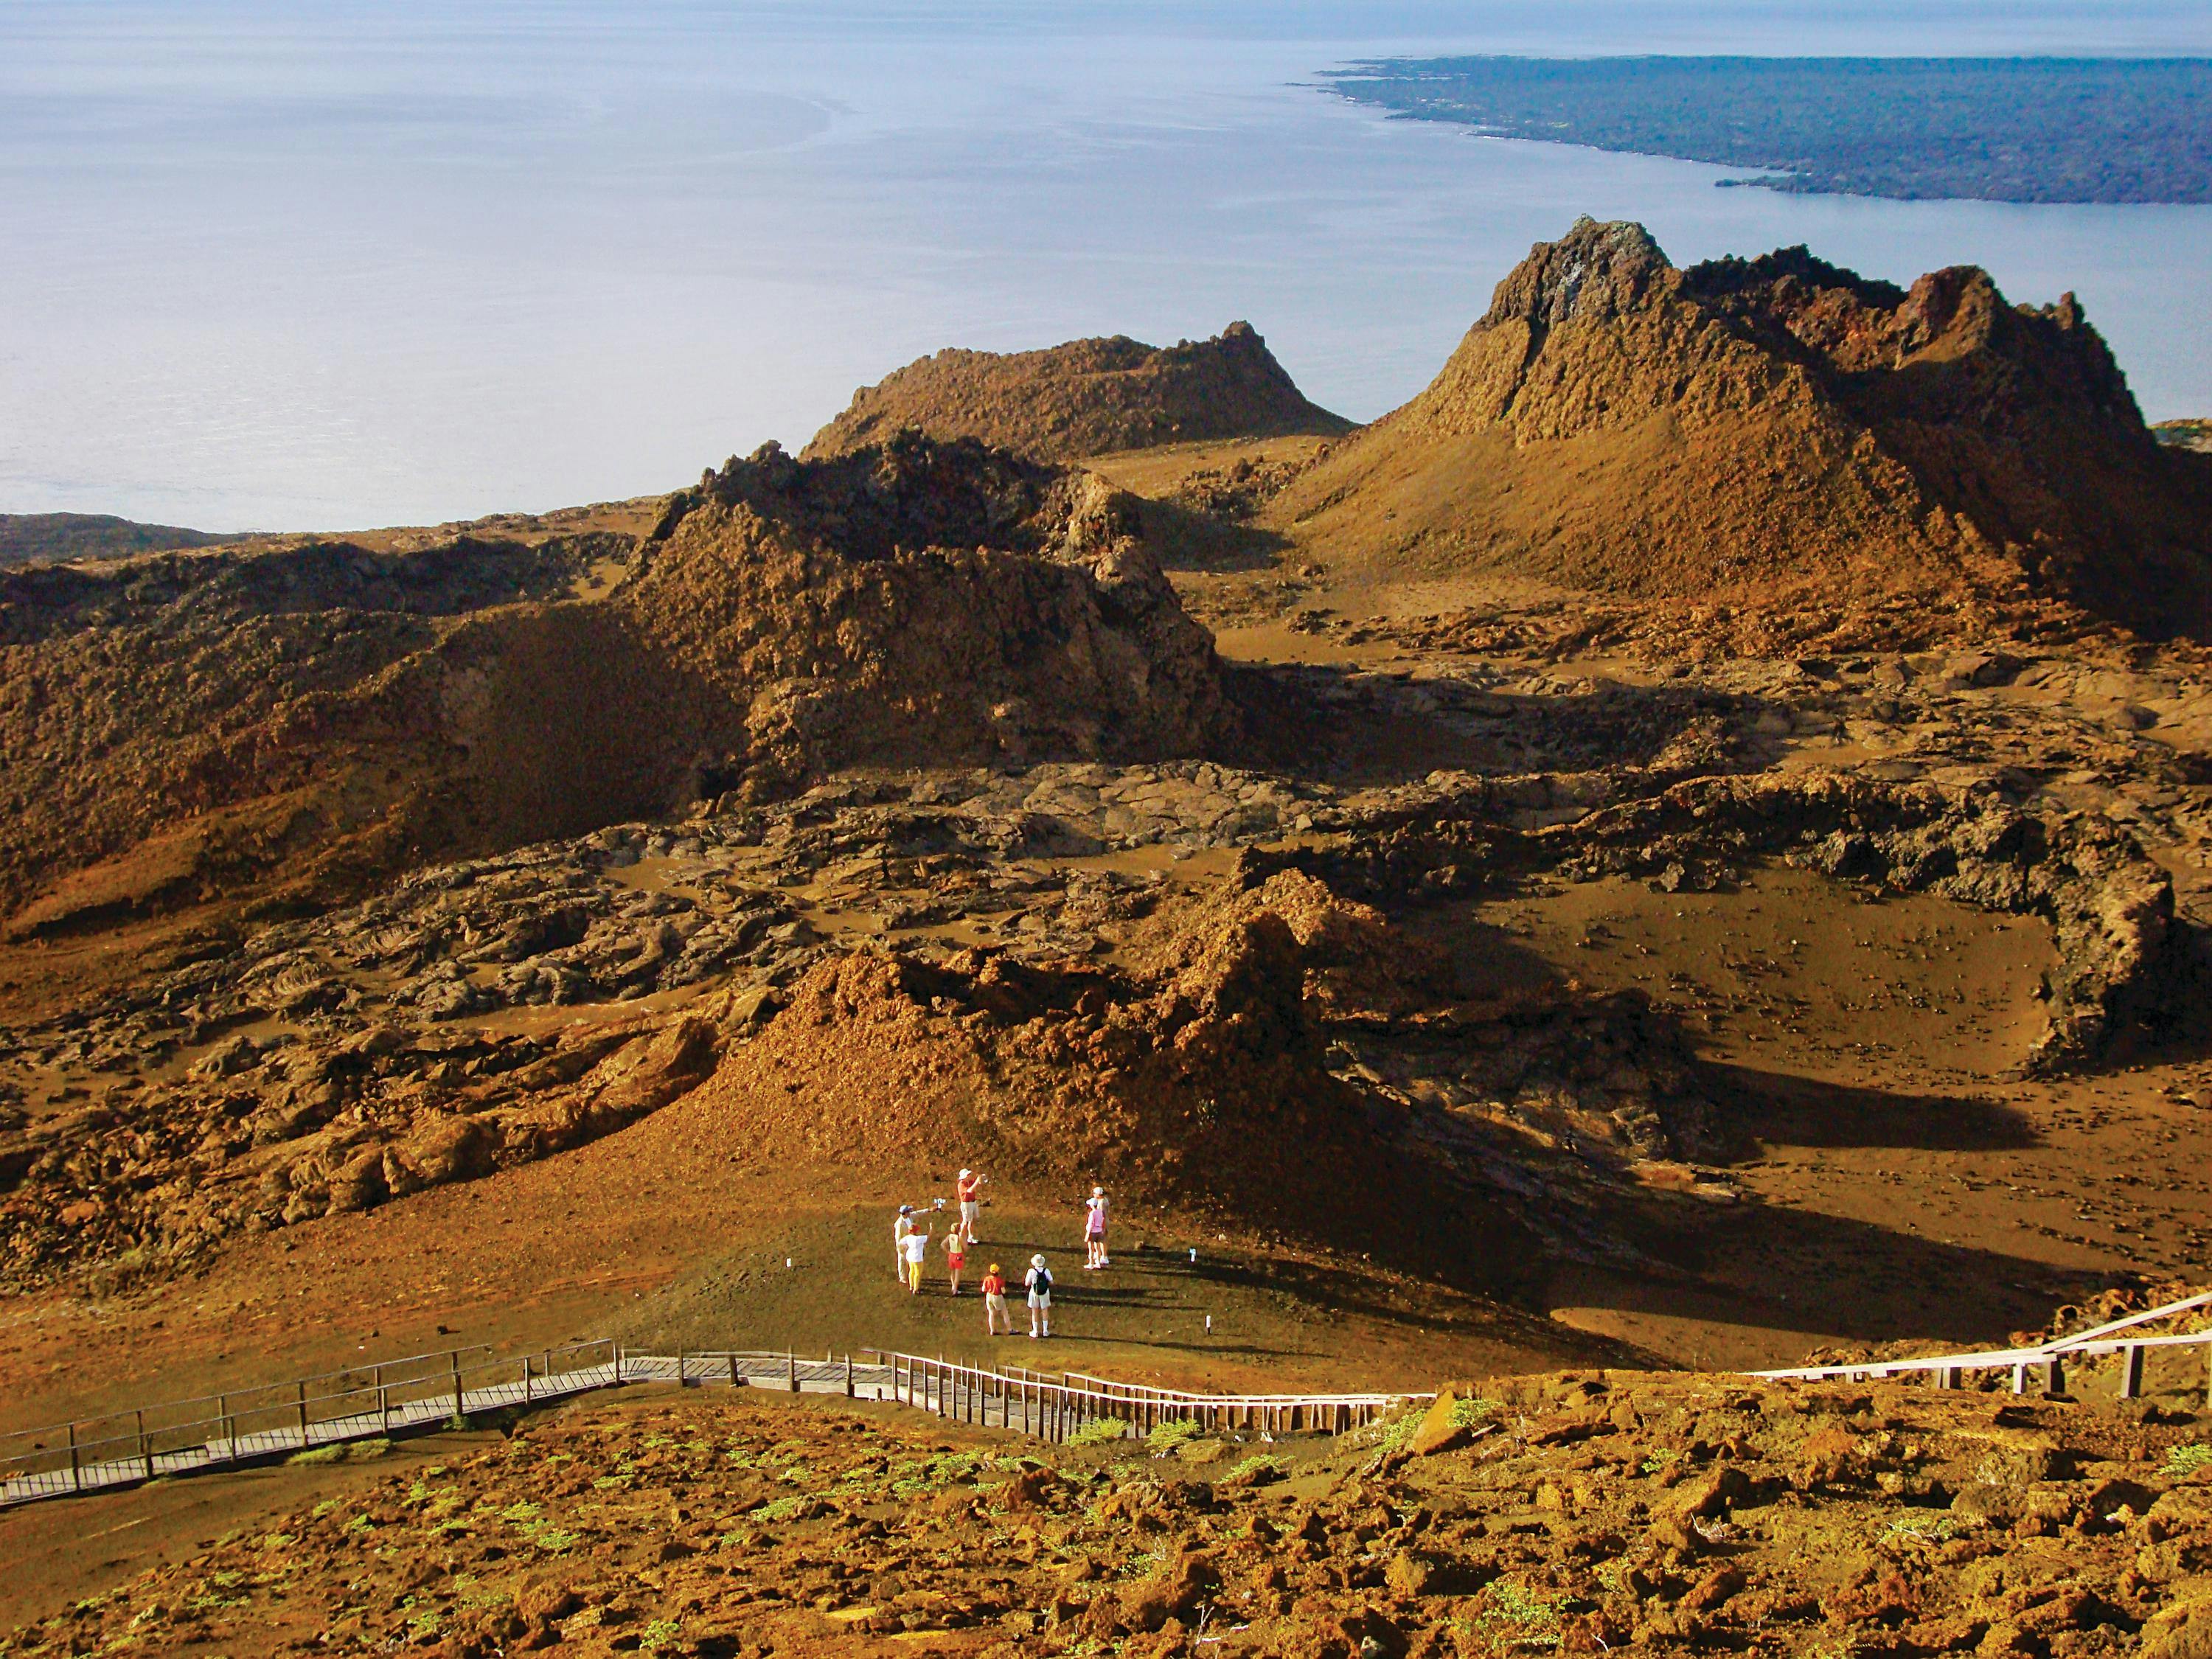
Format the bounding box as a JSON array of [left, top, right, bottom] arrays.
[[0, 435, 1231, 931], [805, 322, 1352, 464], [1271, 218, 2212, 638]]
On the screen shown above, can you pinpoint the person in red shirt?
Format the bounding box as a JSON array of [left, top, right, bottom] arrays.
[[980, 1263, 1009, 1335], [956, 1168, 987, 1245]]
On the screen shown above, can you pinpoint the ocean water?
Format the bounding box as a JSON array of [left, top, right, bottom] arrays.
[[3, 1, 2210, 531]]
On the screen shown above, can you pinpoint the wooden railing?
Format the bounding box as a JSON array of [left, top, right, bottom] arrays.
[[884, 1355, 1419, 1441], [1752, 1290, 2212, 1399], [0, 1342, 1423, 1510], [0, 1340, 618, 1509]]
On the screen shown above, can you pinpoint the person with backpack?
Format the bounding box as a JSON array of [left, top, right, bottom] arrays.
[[981, 1262, 1010, 1335], [1024, 1253, 1054, 1339]]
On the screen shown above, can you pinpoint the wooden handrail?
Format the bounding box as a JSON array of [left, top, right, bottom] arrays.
[[2, 1340, 1426, 1512], [1751, 1290, 2212, 1390]]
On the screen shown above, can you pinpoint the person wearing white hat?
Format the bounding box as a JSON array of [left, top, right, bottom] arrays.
[[893, 1204, 916, 1281], [956, 1168, 987, 1245], [1024, 1253, 1054, 1338]]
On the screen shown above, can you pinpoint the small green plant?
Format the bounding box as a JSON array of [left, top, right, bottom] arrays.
[[1639, 1447, 1681, 1476], [1071, 1419, 1130, 1447], [1227, 1453, 1285, 1483], [1122, 1545, 1168, 1581], [342, 1514, 374, 1536], [1147, 1419, 1202, 1454], [755, 1495, 808, 1523], [2166, 1443, 2212, 1478], [1882, 1512, 1955, 1543], [1453, 1397, 1503, 1426], [641, 1618, 683, 1652], [290, 1436, 390, 1467], [1475, 1581, 1562, 1651], [1372, 1410, 1425, 1455]]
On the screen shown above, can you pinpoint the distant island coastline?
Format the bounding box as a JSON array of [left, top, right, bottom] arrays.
[[1323, 57, 2212, 204]]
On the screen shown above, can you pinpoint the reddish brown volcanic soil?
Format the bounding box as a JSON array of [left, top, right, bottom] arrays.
[[6, 220, 2212, 1650]]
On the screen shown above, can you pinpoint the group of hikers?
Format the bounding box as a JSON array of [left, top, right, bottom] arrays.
[[891, 1170, 1110, 1340]]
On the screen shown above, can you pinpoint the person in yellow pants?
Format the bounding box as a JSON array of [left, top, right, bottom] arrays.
[[902, 1225, 931, 1295]]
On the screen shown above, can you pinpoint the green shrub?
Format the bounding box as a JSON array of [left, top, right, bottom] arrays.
[[2166, 1443, 2212, 1478], [1146, 1419, 1201, 1454], [1473, 1581, 1562, 1650]]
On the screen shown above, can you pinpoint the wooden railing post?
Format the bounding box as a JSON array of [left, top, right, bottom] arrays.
[[375, 1368, 387, 1433], [220, 1393, 234, 1452], [298, 1380, 311, 1445], [138, 1411, 153, 1481], [844, 1354, 855, 1398], [729, 1352, 740, 1389], [67, 1422, 80, 1492], [523, 1354, 533, 1405], [2121, 1344, 2146, 1400], [787, 1351, 799, 1394], [450, 1352, 463, 1425]]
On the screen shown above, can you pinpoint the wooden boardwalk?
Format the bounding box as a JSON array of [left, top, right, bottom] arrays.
[[1753, 1290, 2212, 1398], [27, 1287, 2193, 1514], [0, 1343, 1424, 1512]]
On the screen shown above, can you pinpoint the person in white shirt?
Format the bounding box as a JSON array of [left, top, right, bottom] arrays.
[[902, 1225, 932, 1295], [1024, 1253, 1054, 1338]]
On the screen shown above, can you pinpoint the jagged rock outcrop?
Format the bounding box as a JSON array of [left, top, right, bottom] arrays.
[[804, 321, 1352, 463], [1273, 217, 2212, 637], [675, 866, 1695, 1278], [0, 435, 1231, 930]]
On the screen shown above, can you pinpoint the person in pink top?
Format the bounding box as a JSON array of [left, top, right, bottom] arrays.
[[1082, 1186, 1108, 1269]]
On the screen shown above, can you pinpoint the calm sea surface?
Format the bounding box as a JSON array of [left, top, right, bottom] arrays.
[[4, 1, 2211, 530]]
